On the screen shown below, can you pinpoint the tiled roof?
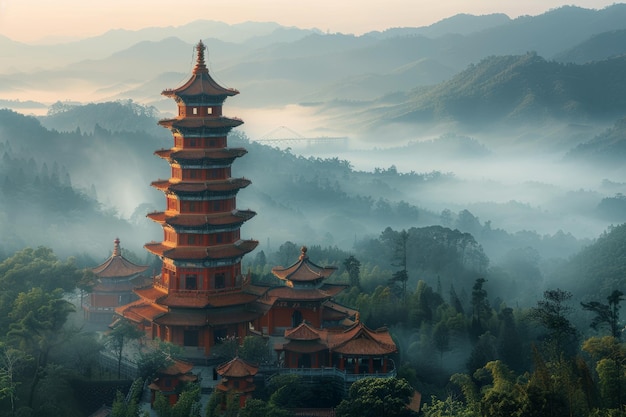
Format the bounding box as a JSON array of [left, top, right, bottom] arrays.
[[116, 300, 167, 323], [272, 246, 337, 283], [161, 41, 238, 99], [216, 356, 258, 377], [285, 322, 322, 341], [144, 240, 258, 260], [91, 254, 148, 278], [327, 322, 397, 356], [159, 359, 195, 376], [146, 210, 255, 227], [134, 285, 168, 302], [150, 177, 250, 193]]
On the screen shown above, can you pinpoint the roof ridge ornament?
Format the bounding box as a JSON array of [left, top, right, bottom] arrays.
[[113, 237, 121, 257], [193, 40, 208, 74]]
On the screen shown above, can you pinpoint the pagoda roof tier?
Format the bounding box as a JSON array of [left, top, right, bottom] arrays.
[[150, 178, 251, 194], [116, 300, 167, 324], [144, 240, 258, 261], [272, 246, 337, 283], [161, 41, 239, 100], [146, 210, 256, 228], [154, 148, 247, 163], [158, 116, 243, 131], [216, 356, 258, 378], [159, 359, 195, 376], [327, 322, 397, 356], [92, 238, 149, 278], [152, 306, 261, 327], [160, 290, 260, 309], [135, 285, 168, 302]]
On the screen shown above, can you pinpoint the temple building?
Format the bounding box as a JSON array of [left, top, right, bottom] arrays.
[[276, 320, 397, 374], [116, 40, 264, 355], [84, 238, 149, 324], [256, 246, 357, 335]]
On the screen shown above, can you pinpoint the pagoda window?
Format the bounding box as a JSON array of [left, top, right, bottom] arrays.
[[185, 274, 197, 290], [215, 273, 225, 289], [189, 169, 198, 179], [208, 139, 215, 147], [188, 234, 196, 245], [216, 233, 223, 243], [189, 138, 196, 147], [192, 107, 198, 115], [207, 107, 213, 115], [188, 201, 196, 212]]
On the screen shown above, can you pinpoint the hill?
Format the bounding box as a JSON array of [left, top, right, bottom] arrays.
[[341, 53, 626, 134]]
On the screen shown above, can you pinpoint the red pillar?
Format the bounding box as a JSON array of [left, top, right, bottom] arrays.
[[368, 357, 374, 374]]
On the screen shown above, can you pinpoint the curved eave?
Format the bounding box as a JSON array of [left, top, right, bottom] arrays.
[[147, 210, 256, 227], [158, 116, 243, 130], [272, 258, 338, 283], [151, 178, 251, 193], [144, 239, 259, 261], [154, 148, 247, 163], [161, 72, 239, 98]]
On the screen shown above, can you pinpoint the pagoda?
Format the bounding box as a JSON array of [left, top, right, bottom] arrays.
[[84, 238, 149, 324], [215, 356, 259, 408], [257, 246, 357, 335], [117, 41, 263, 355]]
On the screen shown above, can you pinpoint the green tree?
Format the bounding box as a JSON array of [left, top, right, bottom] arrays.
[[7, 287, 75, 408], [530, 289, 578, 358], [343, 255, 361, 289], [335, 377, 414, 417], [469, 278, 491, 340], [581, 290, 624, 339], [105, 318, 143, 379]]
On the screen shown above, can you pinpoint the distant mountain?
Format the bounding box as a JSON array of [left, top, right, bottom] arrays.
[[554, 30, 626, 63], [367, 13, 511, 38], [565, 116, 626, 165], [353, 53, 626, 131]]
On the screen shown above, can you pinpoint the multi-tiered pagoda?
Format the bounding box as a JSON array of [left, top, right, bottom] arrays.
[[117, 41, 263, 355]]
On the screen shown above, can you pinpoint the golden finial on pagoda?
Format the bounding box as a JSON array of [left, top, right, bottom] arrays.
[[299, 246, 308, 260]]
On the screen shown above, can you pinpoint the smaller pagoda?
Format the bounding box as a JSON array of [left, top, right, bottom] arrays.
[[148, 359, 198, 406], [84, 238, 149, 324], [256, 246, 356, 335], [215, 356, 259, 408]]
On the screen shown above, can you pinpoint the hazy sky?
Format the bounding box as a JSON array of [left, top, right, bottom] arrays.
[[0, 0, 621, 43]]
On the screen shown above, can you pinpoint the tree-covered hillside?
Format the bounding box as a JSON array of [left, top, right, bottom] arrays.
[[360, 53, 626, 129]]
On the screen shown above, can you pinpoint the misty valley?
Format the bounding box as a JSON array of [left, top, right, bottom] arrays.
[[1, 4, 626, 417]]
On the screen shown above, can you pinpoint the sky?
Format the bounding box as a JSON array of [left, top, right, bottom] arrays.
[[0, 0, 621, 43]]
